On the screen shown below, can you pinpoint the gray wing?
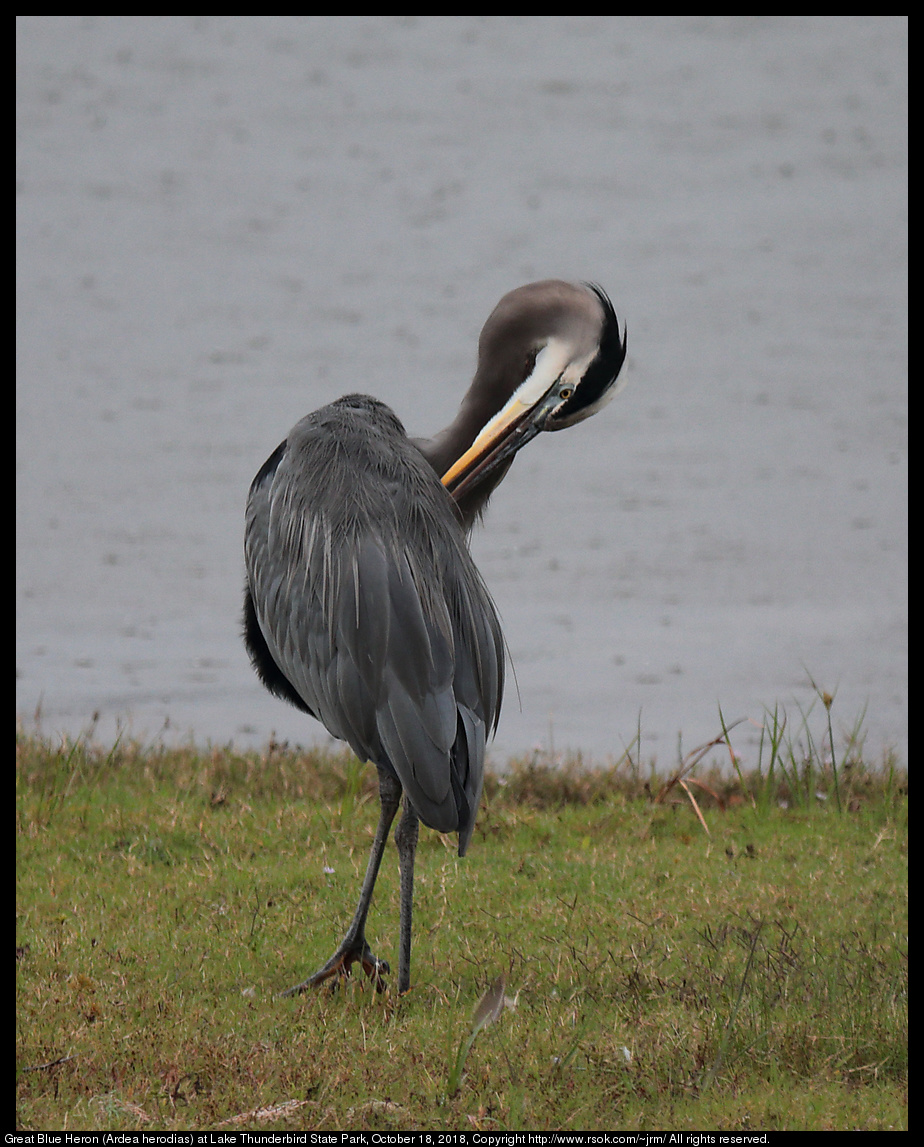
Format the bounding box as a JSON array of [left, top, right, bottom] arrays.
[[244, 396, 504, 853]]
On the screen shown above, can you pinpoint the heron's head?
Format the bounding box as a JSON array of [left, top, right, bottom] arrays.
[[441, 280, 627, 501]]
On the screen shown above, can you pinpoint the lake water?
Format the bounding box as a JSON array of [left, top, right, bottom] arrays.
[[17, 17, 907, 769]]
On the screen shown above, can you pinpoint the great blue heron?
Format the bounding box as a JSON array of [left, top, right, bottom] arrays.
[[244, 279, 627, 995]]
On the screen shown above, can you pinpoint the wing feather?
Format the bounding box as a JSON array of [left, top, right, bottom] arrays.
[[243, 395, 504, 852]]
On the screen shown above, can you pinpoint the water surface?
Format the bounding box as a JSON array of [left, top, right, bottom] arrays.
[[17, 17, 907, 767]]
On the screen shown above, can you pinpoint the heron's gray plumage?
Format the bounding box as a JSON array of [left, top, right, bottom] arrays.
[[243, 280, 626, 994], [244, 394, 503, 853]]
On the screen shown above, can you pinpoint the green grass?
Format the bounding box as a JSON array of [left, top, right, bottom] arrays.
[[16, 718, 907, 1131]]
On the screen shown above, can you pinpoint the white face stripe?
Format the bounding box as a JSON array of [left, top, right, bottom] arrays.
[[470, 337, 579, 449], [517, 337, 571, 404]]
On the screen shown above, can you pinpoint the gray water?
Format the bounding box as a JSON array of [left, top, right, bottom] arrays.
[[17, 17, 907, 769]]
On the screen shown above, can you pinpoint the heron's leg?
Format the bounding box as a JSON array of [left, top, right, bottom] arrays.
[[281, 767, 402, 997], [393, 794, 420, 994]]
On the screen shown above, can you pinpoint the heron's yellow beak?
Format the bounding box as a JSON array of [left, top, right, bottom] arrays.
[[441, 340, 581, 500], [441, 396, 537, 491]]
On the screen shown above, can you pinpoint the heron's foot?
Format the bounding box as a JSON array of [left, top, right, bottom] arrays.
[[280, 940, 390, 997]]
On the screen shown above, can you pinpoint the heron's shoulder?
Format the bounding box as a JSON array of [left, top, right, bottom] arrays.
[[270, 401, 447, 520], [289, 394, 407, 448], [274, 396, 421, 482]]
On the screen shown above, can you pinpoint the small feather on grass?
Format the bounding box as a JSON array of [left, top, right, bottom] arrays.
[[447, 975, 506, 1098]]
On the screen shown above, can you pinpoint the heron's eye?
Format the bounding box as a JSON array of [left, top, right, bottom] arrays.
[[558, 387, 573, 400]]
